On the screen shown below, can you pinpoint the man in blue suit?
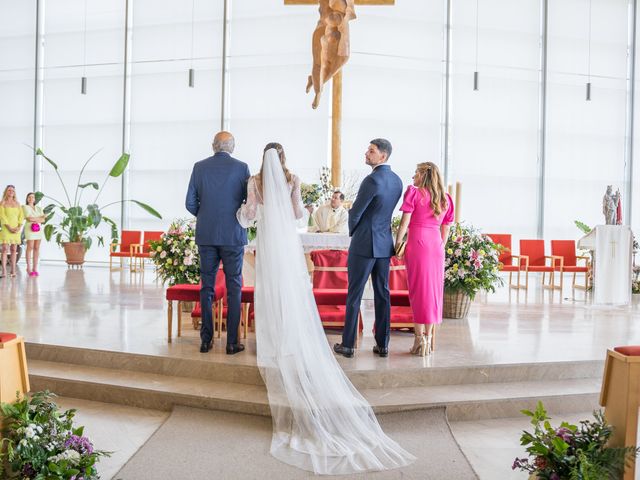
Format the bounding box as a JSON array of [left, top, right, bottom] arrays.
[[186, 131, 250, 354], [334, 138, 402, 358]]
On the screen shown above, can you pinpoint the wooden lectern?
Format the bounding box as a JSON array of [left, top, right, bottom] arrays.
[[0, 333, 30, 404], [600, 346, 640, 480]]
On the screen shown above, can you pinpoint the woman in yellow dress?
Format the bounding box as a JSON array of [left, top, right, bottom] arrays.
[[0, 185, 25, 277], [23, 192, 46, 276]]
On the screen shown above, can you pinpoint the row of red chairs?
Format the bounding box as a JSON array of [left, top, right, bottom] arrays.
[[486, 234, 590, 291], [109, 230, 164, 271]]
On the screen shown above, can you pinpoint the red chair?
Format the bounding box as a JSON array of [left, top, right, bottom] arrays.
[[310, 249, 362, 331], [190, 267, 229, 336], [132, 230, 164, 272], [109, 230, 141, 270], [550, 240, 590, 291], [166, 284, 200, 342], [485, 233, 525, 288], [519, 239, 562, 290], [388, 257, 414, 330]]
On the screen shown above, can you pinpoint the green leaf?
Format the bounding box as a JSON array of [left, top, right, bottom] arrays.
[[109, 153, 130, 177], [37, 149, 58, 170], [35, 191, 45, 204], [78, 182, 99, 190], [44, 224, 54, 241], [131, 199, 162, 219]]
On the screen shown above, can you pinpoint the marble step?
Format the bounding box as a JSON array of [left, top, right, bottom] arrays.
[[26, 342, 605, 390], [28, 360, 601, 421]]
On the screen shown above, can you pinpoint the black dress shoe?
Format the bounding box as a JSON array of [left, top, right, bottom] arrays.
[[226, 343, 245, 355], [333, 343, 354, 358], [373, 345, 389, 357], [200, 340, 213, 353]]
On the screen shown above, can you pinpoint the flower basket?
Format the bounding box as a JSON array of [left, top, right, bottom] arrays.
[[443, 290, 471, 319]]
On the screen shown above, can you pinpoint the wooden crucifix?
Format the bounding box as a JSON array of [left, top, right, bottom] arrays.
[[285, 0, 395, 187]]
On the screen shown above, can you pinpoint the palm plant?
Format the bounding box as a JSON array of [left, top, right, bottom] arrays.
[[36, 148, 161, 250]]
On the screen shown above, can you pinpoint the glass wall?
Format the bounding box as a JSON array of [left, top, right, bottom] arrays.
[[449, 0, 541, 240], [544, 0, 629, 241], [1, 0, 639, 262]]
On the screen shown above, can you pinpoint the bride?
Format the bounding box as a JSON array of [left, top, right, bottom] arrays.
[[237, 143, 415, 475]]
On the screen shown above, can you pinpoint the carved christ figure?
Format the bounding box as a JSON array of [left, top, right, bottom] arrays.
[[306, 0, 356, 109]]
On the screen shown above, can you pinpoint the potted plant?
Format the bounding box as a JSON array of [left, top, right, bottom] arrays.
[[512, 401, 639, 479], [443, 223, 503, 319], [0, 391, 110, 479], [36, 149, 161, 266]]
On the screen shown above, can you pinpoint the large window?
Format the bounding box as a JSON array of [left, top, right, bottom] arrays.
[[40, 0, 125, 261], [544, 0, 628, 240], [0, 0, 36, 201], [449, 0, 541, 240]]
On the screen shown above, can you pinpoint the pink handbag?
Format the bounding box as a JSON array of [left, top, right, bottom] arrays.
[[31, 223, 40, 232]]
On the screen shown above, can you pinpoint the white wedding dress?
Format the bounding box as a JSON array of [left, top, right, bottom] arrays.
[[237, 149, 415, 475]]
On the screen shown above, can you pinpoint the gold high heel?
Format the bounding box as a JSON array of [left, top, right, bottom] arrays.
[[410, 334, 429, 356], [424, 334, 433, 356], [409, 333, 423, 355]]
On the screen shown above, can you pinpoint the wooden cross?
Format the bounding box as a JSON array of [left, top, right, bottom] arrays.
[[285, 0, 395, 187]]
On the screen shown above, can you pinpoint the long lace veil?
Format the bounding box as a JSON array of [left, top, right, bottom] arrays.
[[254, 148, 415, 475]]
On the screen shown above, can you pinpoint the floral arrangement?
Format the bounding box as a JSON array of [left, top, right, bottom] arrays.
[[512, 401, 638, 480], [391, 215, 402, 236], [300, 182, 322, 207], [149, 218, 199, 285], [444, 223, 503, 300], [0, 391, 110, 479]]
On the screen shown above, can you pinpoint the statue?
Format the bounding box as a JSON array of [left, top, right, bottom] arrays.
[[603, 185, 620, 225], [305, 0, 356, 109]]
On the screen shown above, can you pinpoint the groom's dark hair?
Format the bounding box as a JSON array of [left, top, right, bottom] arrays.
[[370, 138, 392, 160]]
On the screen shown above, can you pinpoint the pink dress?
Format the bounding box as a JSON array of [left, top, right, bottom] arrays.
[[400, 186, 454, 325]]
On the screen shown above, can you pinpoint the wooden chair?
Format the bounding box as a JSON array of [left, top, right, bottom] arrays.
[[109, 230, 141, 271], [600, 346, 640, 480], [518, 239, 562, 290], [132, 230, 164, 272], [550, 240, 590, 291], [485, 233, 525, 288], [0, 332, 30, 404]]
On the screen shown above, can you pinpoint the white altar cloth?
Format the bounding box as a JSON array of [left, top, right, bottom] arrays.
[[578, 225, 632, 305]]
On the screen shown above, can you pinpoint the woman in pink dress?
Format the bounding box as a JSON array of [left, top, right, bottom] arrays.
[[395, 162, 454, 356]]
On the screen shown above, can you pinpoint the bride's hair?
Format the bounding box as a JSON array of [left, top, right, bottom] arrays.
[[256, 142, 293, 193]]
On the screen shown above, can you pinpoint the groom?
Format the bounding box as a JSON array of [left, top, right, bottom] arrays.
[[334, 138, 402, 358], [186, 131, 250, 354]]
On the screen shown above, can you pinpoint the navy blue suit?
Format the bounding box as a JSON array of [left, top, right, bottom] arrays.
[[342, 164, 403, 349], [186, 152, 250, 345]]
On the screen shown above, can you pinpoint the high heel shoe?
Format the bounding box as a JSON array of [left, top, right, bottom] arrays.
[[410, 334, 429, 356], [409, 334, 423, 355], [424, 334, 433, 356]]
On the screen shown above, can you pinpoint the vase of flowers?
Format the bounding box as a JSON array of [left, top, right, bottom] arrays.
[[0, 391, 110, 479], [512, 401, 639, 480], [443, 223, 503, 319], [149, 219, 199, 286]]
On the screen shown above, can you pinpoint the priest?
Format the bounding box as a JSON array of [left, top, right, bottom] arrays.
[[308, 191, 348, 234]]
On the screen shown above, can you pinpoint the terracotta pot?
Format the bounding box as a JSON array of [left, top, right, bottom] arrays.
[[443, 290, 471, 319], [62, 242, 86, 266]]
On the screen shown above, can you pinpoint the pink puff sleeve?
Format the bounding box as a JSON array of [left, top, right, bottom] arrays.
[[442, 193, 454, 225], [400, 185, 417, 213]]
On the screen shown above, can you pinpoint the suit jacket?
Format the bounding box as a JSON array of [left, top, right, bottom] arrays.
[[348, 164, 403, 258], [185, 152, 251, 246]]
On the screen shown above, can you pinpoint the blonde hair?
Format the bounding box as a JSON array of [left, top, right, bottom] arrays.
[[416, 162, 447, 216], [255, 142, 293, 195], [1, 185, 17, 205]]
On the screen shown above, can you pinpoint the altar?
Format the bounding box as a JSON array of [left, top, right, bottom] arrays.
[[578, 225, 632, 305]]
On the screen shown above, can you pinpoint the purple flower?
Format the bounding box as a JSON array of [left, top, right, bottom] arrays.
[[550, 473, 560, 480], [22, 463, 36, 478], [555, 427, 572, 443], [64, 434, 94, 455]]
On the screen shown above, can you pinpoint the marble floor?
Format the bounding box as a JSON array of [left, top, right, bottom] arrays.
[[3, 263, 640, 479], [1, 263, 639, 369]]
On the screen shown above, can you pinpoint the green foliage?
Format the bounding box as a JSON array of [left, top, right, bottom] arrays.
[[444, 223, 503, 300], [149, 218, 199, 286], [300, 182, 322, 206], [513, 401, 639, 479], [36, 149, 161, 250], [575, 220, 592, 235], [0, 391, 110, 479]]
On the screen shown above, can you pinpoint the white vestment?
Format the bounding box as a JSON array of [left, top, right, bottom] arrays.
[[309, 203, 348, 234]]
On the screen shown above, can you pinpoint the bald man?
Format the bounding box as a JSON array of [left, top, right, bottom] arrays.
[[186, 131, 250, 354]]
